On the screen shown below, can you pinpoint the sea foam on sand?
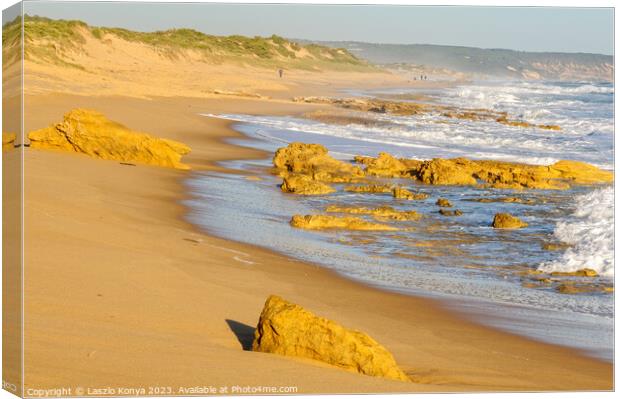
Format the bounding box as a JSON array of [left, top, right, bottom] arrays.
[[538, 187, 614, 277]]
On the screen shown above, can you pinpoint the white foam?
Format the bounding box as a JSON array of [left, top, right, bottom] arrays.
[[538, 187, 614, 277]]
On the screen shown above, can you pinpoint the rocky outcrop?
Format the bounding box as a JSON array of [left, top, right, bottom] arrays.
[[2, 132, 16, 151], [326, 205, 420, 221], [252, 295, 410, 381], [293, 96, 561, 131], [551, 268, 598, 277], [472, 197, 536, 205], [541, 242, 571, 251], [556, 282, 607, 295], [392, 187, 428, 200], [402, 156, 612, 190], [439, 209, 463, 217], [27, 109, 191, 169], [360, 152, 409, 177], [281, 174, 335, 195], [492, 213, 528, 229], [344, 184, 394, 193], [290, 215, 397, 231], [273, 142, 363, 183], [275, 145, 612, 192], [550, 160, 615, 185], [436, 198, 452, 207]]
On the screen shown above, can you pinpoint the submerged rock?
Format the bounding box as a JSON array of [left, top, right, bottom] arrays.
[[392, 187, 428, 200], [252, 295, 410, 381], [27, 109, 191, 169], [541, 242, 572, 251], [326, 205, 420, 221], [273, 142, 363, 183], [551, 268, 598, 278], [438, 209, 463, 217], [491, 213, 528, 229], [293, 96, 560, 131], [290, 214, 398, 231], [472, 197, 537, 205], [344, 183, 394, 193], [436, 198, 453, 207], [281, 174, 335, 195]]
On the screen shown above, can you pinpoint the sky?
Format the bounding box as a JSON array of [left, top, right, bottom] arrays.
[[11, 1, 615, 55]]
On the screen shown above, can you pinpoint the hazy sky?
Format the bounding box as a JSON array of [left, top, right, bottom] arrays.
[[17, 1, 615, 54]]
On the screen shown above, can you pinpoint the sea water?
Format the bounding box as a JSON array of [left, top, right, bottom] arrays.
[[185, 80, 614, 360]]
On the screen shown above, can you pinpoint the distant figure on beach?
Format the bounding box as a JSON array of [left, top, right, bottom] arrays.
[[278, 68, 283, 78]]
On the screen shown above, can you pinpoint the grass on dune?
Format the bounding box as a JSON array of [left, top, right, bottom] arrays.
[[4, 15, 376, 72]]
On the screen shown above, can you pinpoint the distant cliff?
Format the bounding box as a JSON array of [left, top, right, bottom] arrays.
[[309, 41, 613, 82]]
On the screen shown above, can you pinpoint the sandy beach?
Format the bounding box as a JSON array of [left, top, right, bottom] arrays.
[[12, 89, 612, 393]]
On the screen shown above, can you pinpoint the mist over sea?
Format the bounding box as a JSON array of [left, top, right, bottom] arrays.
[[186, 80, 614, 360]]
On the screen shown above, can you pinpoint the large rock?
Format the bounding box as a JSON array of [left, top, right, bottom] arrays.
[[492, 213, 528, 229], [281, 174, 335, 195], [290, 214, 397, 231], [273, 142, 363, 182], [252, 295, 410, 382], [28, 109, 191, 169], [409, 157, 613, 189]]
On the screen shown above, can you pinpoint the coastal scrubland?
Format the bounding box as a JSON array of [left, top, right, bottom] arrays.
[[3, 15, 390, 99]]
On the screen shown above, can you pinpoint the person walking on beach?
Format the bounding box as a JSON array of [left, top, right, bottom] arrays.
[[278, 68, 283, 78]]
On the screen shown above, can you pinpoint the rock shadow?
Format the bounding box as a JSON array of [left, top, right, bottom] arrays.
[[225, 319, 255, 351]]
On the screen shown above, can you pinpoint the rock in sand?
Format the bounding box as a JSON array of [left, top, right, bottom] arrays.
[[252, 295, 410, 381]]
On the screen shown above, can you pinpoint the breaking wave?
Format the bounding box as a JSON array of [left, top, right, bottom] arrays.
[[538, 187, 614, 277]]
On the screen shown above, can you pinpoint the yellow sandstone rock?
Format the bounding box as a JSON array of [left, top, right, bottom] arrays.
[[542, 242, 571, 251], [492, 213, 528, 229], [392, 187, 428, 200], [409, 158, 479, 186], [27, 109, 191, 169], [2, 132, 16, 151], [252, 295, 410, 381], [326, 205, 420, 221], [551, 268, 598, 278], [273, 142, 364, 182], [281, 174, 335, 195], [436, 198, 452, 207], [550, 160, 614, 185], [344, 184, 394, 193], [358, 153, 612, 189], [362, 152, 409, 177], [438, 209, 463, 217], [290, 215, 397, 231], [294, 97, 560, 131]]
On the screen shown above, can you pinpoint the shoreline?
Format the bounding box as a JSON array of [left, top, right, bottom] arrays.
[[185, 114, 613, 362], [20, 92, 613, 392]]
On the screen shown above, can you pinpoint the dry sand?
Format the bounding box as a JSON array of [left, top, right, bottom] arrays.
[[5, 89, 610, 394]]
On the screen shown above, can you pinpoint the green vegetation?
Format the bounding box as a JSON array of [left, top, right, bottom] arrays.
[[4, 15, 375, 72], [2, 15, 22, 64]]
